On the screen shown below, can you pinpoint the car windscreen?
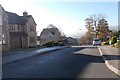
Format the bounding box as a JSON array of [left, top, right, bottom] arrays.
[[94, 39, 101, 41]]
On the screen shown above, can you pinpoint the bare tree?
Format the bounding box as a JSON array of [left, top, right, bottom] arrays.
[[85, 14, 106, 39], [90, 14, 106, 31], [47, 24, 56, 28], [84, 14, 107, 44]]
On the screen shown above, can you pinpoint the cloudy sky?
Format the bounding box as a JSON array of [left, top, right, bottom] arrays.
[[1, 0, 118, 38]]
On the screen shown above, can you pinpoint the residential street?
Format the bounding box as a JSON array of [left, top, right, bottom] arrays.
[[2, 46, 119, 79]]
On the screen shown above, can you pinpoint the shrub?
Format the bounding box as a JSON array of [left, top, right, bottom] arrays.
[[59, 43, 65, 46], [43, 41, 54, 47], [115, 40, 120, 48], [102, 41, 109, 45], [109, 36, 117, 44], [54, 42, 59, 46], [42, 41, 62, 47]]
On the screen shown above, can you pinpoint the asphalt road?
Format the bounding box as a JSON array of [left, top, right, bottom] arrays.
[[2, 46, 119, 79]]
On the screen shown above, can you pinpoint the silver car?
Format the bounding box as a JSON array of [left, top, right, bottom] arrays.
[[93, 39, 101, 46]]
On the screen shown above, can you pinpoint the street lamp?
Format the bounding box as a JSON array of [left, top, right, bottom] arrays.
[[77, 29, 81, 45], [77, 29, 81, 37]]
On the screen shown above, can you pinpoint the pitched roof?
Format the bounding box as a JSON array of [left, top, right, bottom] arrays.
[[40, 28, 59, 36], [67, 37, 77, 41], [6, 11, 28, 25]]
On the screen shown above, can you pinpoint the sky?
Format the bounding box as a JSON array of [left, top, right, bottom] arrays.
[[1, 0, 118, 38]]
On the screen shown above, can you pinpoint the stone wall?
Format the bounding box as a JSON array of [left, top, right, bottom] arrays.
[[1, 5, 10, 51], [26, 16, 37, 47]]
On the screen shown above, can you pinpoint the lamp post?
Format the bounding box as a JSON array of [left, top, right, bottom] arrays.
[[77, 29, 81, 38], [77, 29, 81, 45]]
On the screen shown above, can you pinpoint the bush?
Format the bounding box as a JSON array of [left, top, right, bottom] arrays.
[[115, 40, 120, 48], [109, 36, 117, 44], [54, 42, 59, 46], [42, 41, 63, 47], [102, 41, 109, 45], [59, 43, 65, 46], [43, 41, 54, 47]]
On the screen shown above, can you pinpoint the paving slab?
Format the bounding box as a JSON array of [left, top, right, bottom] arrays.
[[98, 45, 120, 76]]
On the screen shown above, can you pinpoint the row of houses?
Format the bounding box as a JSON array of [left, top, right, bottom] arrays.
[[39, 24, 79, 46], [0, 5, 37, 51], [1, 5, 78, 52]]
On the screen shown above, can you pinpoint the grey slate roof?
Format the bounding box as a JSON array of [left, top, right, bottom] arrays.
[[6, 11, 28, 25]]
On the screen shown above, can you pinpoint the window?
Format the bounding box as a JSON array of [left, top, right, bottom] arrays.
[[9, 24, 12, 30], [48, 32, 54, 38], [30, 26, 34, 31], [0, 35, 2, 44], [18, 25, 20, 31], [9, 24, 15, 30], [0, 34, 6, 44], [12, 25, 15, 30], [15, 25, 18, 30]]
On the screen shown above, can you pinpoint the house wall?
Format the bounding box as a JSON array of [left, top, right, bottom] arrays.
[[10, 36, 27, 50], [8, 23, 29, 50], [67, 38, 78, 45], [1, 6, 10, 51], [9, 24, 25, 32], [26, 16, 37, 47], [40, 28, 61, 45], [47, 28, 60, 42]]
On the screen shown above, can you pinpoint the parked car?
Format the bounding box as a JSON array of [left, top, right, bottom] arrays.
[[117, 38, 120, 41], [93, 39, 101, 46]]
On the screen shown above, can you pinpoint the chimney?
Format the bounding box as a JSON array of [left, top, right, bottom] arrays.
[[23, 11, 28, 16]]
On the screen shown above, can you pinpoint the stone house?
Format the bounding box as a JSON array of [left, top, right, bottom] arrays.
[[22, 11, 37, 48], [67, 37, 78, 45], [0, 5, 10, 51], [40, 25, 61, 45], [1, 5, 37, 51]]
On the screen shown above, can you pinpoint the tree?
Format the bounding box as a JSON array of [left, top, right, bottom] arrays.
[[84, 14, 111, 42], [84, 15, 100, 44], [84, 18, 93, 44], [97, 18, 110, 41], [47, 24, 57, 29], [85, 18, 93, 31], [80, 35, 86, 45]]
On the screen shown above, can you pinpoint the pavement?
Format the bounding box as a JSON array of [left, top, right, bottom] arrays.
[[98, 45, 120, 76], [2, 46, 68, 65]]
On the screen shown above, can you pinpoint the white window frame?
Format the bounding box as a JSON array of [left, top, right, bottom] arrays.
[[0, 35, 2, 44], [0, 34, 6, 45]]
